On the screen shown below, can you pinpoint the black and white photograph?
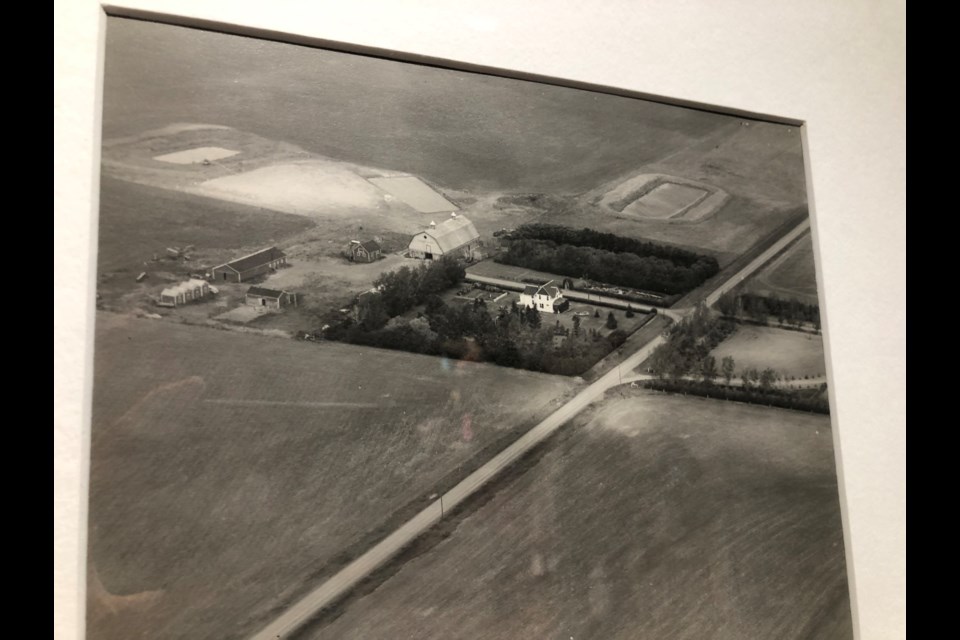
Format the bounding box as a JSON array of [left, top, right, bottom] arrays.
[[59, 7, 902, 640]]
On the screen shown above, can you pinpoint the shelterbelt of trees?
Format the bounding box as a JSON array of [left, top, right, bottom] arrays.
[[643, 303, 829, 413], [716, 291, 821, 330], [317, 257, 646, 376], [641, 379, 830, 414], [496, 223, 719, 295]]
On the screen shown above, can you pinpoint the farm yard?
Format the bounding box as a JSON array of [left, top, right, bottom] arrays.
[[709, 324, 826, 379], [305, 392, 851, 640], [744, 232, 820, 305], [86, 314, 577, 640]]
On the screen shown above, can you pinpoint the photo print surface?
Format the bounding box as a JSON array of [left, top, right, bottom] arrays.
[[87, 15, 852, 640]]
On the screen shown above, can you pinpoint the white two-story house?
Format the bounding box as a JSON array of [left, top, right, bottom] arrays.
[[519, 281, 569, 313]]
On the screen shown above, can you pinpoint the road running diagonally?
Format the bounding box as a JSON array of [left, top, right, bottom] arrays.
[[249, 216, 811, 640]]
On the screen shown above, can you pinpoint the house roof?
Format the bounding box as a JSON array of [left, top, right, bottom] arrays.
[[522, 285, 539, 296], [217, 247, 285, 274], [419, 215, 479, 253], [358, 240, 381, 252], [539, 285, 563, 298], [246, 286, 286, 298]]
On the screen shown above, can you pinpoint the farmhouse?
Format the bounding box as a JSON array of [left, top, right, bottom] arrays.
[[245, 286, 295, 309], [408, 213, 480, 260], [211, 247, 286, 283], [520, 281, 569, 314], [348, 239, 382, 263], [158, 279, 211, 307]]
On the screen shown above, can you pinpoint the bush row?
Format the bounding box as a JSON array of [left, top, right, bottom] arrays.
[[640, 378, 830, 414]]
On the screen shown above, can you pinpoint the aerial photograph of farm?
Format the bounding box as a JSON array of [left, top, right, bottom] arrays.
[[86, 16, 851, 640]]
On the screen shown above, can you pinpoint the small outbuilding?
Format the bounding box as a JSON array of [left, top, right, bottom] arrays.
[[212, 247, 287, 283], [348, 239, 382, 263], [246, 286, 296, 309]]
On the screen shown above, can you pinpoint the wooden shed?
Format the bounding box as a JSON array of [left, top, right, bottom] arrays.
[[245, 286, 295, 309]]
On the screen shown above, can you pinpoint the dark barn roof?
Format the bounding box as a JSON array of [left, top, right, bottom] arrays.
[[246, 286, 286, 299], [218, 247, 286, 273], [359, 240, 381, 252]]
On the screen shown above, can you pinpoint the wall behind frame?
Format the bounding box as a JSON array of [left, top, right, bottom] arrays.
[[54, 2, 906, 640]]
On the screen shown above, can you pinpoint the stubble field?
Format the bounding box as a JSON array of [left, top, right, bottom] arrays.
[[306, 392, 851, 640], [744, 232, 820, 305], [86, 313, 575, 640]]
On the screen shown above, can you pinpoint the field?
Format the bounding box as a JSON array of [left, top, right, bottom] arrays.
[[86, 314, 576, 640], [710, 324, 826, 379], [368, 176, 458, 213], [306, 392, 851, 640], [96, 176, 314, 276], [198, 161, 386, 214], [569, 120, 808, 262], [625, 182, 709, 218], [103, 18, 731, 194], [102, 18, 811, 277], [744, 232, 820, 305], [155, 146, 239, 164]]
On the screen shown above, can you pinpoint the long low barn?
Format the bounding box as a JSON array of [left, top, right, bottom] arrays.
[[212, 247, 287, 283], [408, 214, 480, 260]]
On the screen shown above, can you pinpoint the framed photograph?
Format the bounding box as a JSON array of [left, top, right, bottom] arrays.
[[55, 3, 906, 640]]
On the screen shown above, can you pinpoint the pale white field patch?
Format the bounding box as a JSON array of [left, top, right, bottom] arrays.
[[154, 146, 240, 164], [369, 175, 458, 213], [598, 172, 729, 223], [197, 161, 383, 214], [624, 182, 708, 218]]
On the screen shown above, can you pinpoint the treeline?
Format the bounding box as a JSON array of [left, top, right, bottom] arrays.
[[640, 379, 830, 414], [371, 258, 465, 319], [717, 291, 820, 330], [325, 296, 640, 376], [498, 241, 718, 295], [509, 223, 715, 268], [646, 304, 737, 378], [497, 224, 719, 296], [318, 257, 645, 376]]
